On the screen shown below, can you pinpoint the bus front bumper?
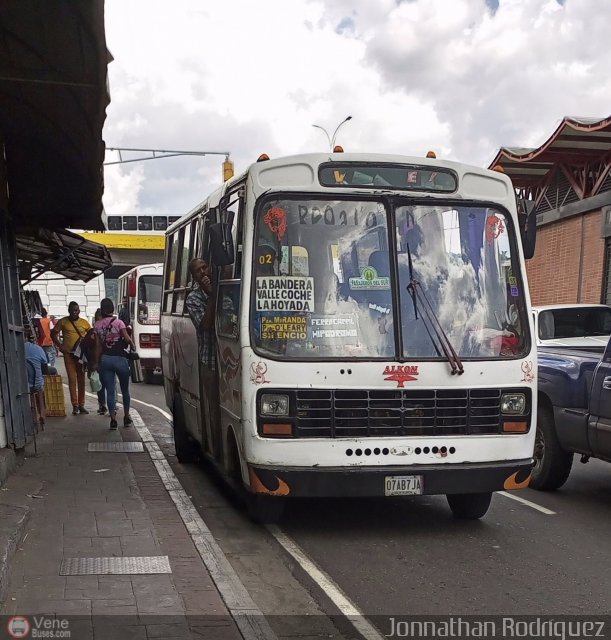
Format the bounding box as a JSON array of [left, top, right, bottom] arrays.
[[247, 459, 534, 498]]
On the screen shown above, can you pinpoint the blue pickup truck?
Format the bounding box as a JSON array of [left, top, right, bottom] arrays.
[[532, 340, 611, 489]]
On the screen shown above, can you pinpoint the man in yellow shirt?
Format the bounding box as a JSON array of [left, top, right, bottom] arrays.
[[51, 301, 92, 415]]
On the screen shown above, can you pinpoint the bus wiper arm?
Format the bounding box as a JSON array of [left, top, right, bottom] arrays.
[[406, 279, 464, 375]]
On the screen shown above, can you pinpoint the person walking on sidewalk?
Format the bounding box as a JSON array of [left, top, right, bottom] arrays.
[[94, 298, 137, 430], [51, 301, 91, 415], [35, 308, 56, 367], [93, 308, 107, 415]]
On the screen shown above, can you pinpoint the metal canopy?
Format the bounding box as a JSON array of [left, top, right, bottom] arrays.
[[0, 1, 110, 231], [489, 116, 611, 188], [16, 228, 112, 284]]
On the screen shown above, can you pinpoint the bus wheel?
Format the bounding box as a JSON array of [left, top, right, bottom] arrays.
[[172, 394, 199, 464], [446, 492, 492, 520], [247, 494, 286, 524], [529, 407, 573, 491]]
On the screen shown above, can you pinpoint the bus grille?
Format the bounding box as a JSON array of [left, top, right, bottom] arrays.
[[294, 388, 503, 438]]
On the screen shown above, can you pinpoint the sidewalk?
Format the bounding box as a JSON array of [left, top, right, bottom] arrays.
[[0, 386, 243, 639]]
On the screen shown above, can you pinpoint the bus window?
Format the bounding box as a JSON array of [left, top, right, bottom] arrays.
[[217, 282, 240, 339], [279, 246, 309, 276], [173, 224, 193, 315], [107, 216, 122, 231], [169, 216, 181, 225], [164, 229, 180, 311], [252, 198, 394, 359], [138, 274, 162, 324], [153, 216, 168, 231], [123, 216, 137, 231], [138, 216, 153, 231]]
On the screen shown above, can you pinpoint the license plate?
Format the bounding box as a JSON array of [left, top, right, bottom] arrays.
[[384, 475, 423, 496]]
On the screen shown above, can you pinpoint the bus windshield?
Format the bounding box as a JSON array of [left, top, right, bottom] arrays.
[[396, 204, 527, 359], [138, 275, 162, 325], [251, 197, 527, 360]]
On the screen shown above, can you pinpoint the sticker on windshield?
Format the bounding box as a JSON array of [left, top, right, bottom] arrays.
[[510, 286, 519, 297], [261, 315, 307, 341], [369, 303, 391, 315], [485, 214, 505, 243], [348, 266, 390, 291], [256, 276, 314, 312], [263, 207, 287, 241], [309, 315, 359, 342]]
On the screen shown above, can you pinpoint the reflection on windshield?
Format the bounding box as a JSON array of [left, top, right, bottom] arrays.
[[252, 199, 394, 359], [251, 199, 527, 360], [397, 206, 526, 358]]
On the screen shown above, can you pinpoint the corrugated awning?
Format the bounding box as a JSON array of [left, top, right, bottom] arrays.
[[16, 228, 112, 284], [489, 116, 611, 188], [0, 1, 110, 230]]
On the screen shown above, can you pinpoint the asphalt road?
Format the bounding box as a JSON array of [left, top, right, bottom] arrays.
[[128, 378, 611, 635]]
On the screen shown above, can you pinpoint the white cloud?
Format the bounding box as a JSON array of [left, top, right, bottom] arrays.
[[102, 0, 610, 216]]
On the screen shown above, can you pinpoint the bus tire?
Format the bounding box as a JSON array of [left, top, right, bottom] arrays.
[[247, 494, 285, 524], [172, 394, 199, 464], [446, 492, 492, 520], [530, 407, 573, 491]]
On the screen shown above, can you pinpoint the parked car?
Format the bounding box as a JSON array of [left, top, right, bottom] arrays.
[[533, 304, 611, 348], [532, 338, 611, 490]]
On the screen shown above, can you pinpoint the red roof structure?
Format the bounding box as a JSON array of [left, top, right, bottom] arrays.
[[489, 116, 611, 215]]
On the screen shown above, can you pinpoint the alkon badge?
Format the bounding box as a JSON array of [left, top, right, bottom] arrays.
[[383, 365, 419, 388]]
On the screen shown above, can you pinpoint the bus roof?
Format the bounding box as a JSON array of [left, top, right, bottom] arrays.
[[118, 262, 163, 279], [167, 152, 514, 234]]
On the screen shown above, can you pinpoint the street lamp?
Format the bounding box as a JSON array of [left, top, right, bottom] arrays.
[[312, 116, 352, 151]]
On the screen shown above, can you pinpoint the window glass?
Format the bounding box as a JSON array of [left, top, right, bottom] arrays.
[[178, 224, 192, 288], [138, 216, 153, 231], [217, 282, 240, 339], [538, 307, 611, 340], [123, 216, 137, 231], [107, 216, 122, 231], [153, 216, 168, 231], [166, 231, 180, 290], [137, 275, 162, 324], [396, 205, 528, 358], [252, 198, 394, 359]]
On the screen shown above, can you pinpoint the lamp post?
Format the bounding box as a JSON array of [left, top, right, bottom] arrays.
[[312, 116, 352, 151]]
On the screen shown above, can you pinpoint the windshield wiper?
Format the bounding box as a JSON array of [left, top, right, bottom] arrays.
[[405, 246, 464, 375]]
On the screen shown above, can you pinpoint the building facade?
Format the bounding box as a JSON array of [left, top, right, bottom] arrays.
[[489, 116, 611, 306]]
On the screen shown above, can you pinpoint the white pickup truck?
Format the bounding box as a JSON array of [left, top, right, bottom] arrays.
[[533, 304, 611, 348]]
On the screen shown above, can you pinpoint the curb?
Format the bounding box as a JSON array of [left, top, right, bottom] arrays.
[[0, 503, 30, 605]]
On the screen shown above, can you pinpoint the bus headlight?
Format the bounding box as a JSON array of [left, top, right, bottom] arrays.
[[261, 394, 290, 416], [500, 393, 526, 415]]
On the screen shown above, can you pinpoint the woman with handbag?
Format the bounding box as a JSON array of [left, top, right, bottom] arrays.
[[94, 298, 137, 430]]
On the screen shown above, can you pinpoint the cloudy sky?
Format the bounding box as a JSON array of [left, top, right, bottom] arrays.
[[102, 0, 610, 217]]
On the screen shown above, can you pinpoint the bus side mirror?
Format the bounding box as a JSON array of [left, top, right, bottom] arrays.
[[209, 222, 235, 266], [518, 199, 537, 260]]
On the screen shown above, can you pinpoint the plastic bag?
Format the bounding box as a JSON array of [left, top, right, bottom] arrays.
[[89, 371, 102, 393]]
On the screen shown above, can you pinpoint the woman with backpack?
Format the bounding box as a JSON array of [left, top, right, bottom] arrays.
[[94, 298, 137, 430]]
